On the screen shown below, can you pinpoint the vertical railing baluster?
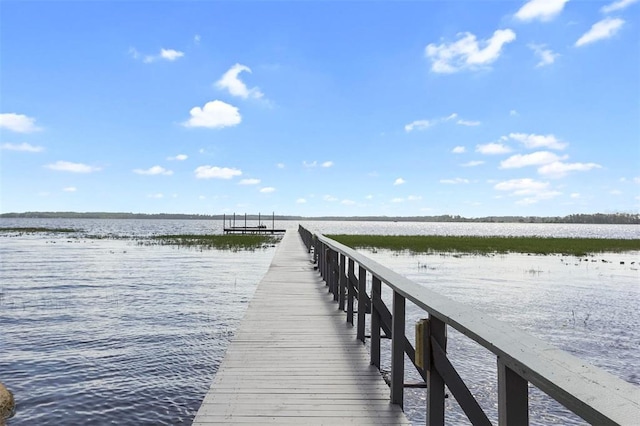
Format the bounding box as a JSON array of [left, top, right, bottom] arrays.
[[427, 316, 447, 425], [371, 275, 382, 368], [347, 258, 355, 324], [339, 254, 346, 311], [332, 251, 339, 302], [391, 290, 406, 407], [357, 266, 366, 342], [498, 359, 529, 426]]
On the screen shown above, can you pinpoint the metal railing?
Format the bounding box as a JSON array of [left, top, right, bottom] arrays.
[[298, 225, 640, 425]]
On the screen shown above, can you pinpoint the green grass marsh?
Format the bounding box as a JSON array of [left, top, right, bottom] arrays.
[[146, 234, 278, 251], [326, 234, 640, 257]]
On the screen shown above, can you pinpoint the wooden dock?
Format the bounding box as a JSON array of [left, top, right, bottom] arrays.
[[193, 230, 409, 425]]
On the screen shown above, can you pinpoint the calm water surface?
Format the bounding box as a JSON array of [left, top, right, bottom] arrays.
[[1, 219, 638, 425]]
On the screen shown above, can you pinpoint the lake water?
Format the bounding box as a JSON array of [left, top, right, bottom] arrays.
[[1, 219, 638, 425]]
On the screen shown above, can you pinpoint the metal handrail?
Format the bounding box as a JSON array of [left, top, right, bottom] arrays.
[[299, 225, 640, 425]]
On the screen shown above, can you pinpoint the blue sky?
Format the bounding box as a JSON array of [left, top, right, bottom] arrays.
[[1, 0, 638, 217]]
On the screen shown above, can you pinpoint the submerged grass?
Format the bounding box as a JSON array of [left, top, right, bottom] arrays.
[[146, 234, 278, 251], [0, 227, 78, 233], [326, 234, 640, 256]]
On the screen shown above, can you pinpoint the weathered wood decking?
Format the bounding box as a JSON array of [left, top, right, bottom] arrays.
[[193, 230, 410, 425]]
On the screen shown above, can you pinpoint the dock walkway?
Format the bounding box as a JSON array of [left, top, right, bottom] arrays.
[[193, 230, 409, 425]]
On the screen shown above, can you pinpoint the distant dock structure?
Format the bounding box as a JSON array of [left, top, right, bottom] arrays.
[[223, 212, 286, 235]]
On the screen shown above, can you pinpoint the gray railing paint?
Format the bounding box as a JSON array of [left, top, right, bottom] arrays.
[[299, 225, 640, 426]]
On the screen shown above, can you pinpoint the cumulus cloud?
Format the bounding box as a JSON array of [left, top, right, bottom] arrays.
[[508, 132, 567, 150], [167, 154, 188, 161], [500, 151, 565, 168], [515, 0, 569, 22], [394, 178, 406, 185], [148, 193, 164, 199], [160, 49, 184, 61], [476, 142, 512, 155], [183, 100, 241, 128], [575, 17, 625, 47], [407, 195, 422, 201], [425, 29, 516, 73], [452, 146, 466, 154], [321, 161, 334, 168], [537, 161, 601, 178], [601, 0, 638, 13], [1, 142, 44, 152], [133, 165, 173, 176], [303, 161, 318, 168], [139, 48, 185, 63], [341, 199, 356, 205], [277, 163, 285, 169], [194, 165, 242, 179], [0, 113, 41, 133], [63, 187, 77, 192], [457, 119, 481, 126], [528, 44, 559, 67], [260, 187, 275, 193], [215, 64, 264, 99], [494, 178, 561, 204], [296, 198, 307, 204], [239, 178, 261, 185], [440, 178, 470, 184], [461, 160, 484, 167], [45, 161, 101, 173], [324, 195, 338, 202]]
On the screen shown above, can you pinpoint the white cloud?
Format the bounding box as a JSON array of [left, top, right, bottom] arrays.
[[508, 132, 567, 150], [63, 187, 77, 192], [510, 110, 519, 116], [570, 192, 580, 198], [142, 48, 185, 63], [239, 178, 261, 185], [516, 191, 562, 205], [215, 63, 264, 99], [634, 177, 640, 184], [407, 195, 422, 201], [537, 161, 601, 178], [462, 160, 484, 167], [405, 120, 434, 132], [194, 34, 201, 44], [133, 165, 173, 176], [425, 29, 516, 73], [0, 113, 41, 133], [1, 142, 44, 152], [575, 18, 624, 47], [303, 160, 318, 168], [610, 189, 623, 195], [148, 193, 164, 199], [476, 142, 512, 154], [365, 195, 373, 200], [296, 198, 307, 204], [440, 178, 470, 184], [341, 199, 356, 205], [277, 163, 285, 169], [452, 146, 466, 154], [457, 119, 481, 126], [128, 47, 140, 59], [528, 44, 559, 67], [495, 178, 549, 193], [500, 151, 565, 168], [45, 161, 101, 173], [601, 0, 638, 13], [260, 187, 275, 193], [515, 0, 569, 22], [183, 100, 241, 129], [324, 195, 338, 202], [167, 154, 188, 161], [321, 161, 334, 168], [394, 178, 406, 185], [194, 165, 242, 179]]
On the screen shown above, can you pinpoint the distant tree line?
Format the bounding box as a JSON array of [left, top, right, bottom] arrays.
[[1, 211, 638, 224]]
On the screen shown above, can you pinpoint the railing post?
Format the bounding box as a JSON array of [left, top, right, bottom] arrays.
[[339, 253, 346, 310], [332, 251, 339, 302], [391, 290, 406, 407], [370, 275, 382, 368], [357, 266, 366, 342], [427, 316, 446, 426], [498, 358, 529, 426], [347, 258, 355, 325]]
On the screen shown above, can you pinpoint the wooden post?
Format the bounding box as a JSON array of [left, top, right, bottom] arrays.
[[347, 259, 355, 325], [391, 291, 406, 407], [357, 265, 366, 342], [339, 253, 346, 311], [498, 358, 528, 426], [371, 275, 382, 368], [427, 316, 446, 426]]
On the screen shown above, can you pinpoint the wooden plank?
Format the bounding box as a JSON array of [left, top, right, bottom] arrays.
[[193, 230, 409, 425]]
